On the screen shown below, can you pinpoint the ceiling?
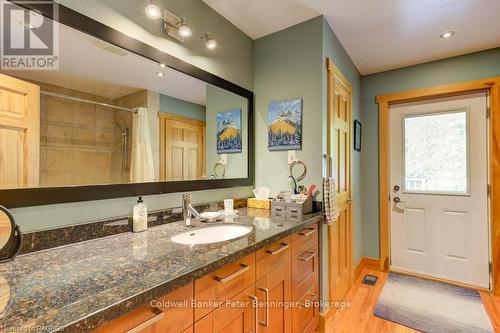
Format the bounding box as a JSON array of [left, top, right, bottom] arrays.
[[203, 0, 500, 74], [8, 20, 207, 105]]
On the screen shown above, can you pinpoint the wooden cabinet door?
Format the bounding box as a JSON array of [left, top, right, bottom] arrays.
[[256, 262, 291, 333], [0, 73, 40, 189], [195, 284, 257, 333], [159, 113, 205, 181]]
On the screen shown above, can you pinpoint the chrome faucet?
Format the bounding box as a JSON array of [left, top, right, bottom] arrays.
[[183, 194, 200, 226]]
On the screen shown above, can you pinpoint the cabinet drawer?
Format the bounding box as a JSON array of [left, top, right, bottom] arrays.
[[291, 242, 319, 301], [194, 253, 255, 321], [291, 223, 318, 257], [256, 235, 291, 280], [93, 283, 193, 333], [291, 283, 319, 333]]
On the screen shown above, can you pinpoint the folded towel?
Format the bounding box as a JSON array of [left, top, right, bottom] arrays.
[[323, 177, 339, 224]]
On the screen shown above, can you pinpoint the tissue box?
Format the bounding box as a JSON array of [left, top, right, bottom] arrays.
[[247, 208, 271, 218], [247, 198, 271, 210]]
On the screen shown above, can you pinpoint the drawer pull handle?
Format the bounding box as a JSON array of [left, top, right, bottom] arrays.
[[258, 287, 269, 327], [298, 292, 317, 308], [299, 251, 316, 262], [126, 307, 164, 333], [299, 228, 316, 237], [214, 263, 249, 283], [249, 295, 259, 333], [266, 243, 289, 255]]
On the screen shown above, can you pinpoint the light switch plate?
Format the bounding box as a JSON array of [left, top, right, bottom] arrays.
[[220, 154, 228, 165], [288, 150, 297, 164]]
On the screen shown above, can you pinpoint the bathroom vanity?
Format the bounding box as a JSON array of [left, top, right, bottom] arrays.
[[97, 221, 320, 333], [0, 209, 322, 332]]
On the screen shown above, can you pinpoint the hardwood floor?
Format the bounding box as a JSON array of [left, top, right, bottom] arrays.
[[324, 269, 500, 333]]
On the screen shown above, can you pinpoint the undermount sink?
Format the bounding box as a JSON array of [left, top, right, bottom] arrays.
[[171, 224, 253, 245]]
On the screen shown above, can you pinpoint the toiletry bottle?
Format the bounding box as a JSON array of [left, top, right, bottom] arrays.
[[133, 197, 148, 233]]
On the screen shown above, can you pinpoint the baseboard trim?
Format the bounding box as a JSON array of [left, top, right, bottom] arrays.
[[319, 308, 335, 333], [319, 257, 380, 332], [354, 256, 380, 281]]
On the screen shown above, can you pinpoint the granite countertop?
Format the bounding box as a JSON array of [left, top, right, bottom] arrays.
[[0, 208, 324, 333]]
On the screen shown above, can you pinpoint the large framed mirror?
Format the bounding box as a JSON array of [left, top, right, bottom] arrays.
[[0, 1, 254, 208]]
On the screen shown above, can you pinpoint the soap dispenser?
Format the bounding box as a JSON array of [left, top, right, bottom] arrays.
[[133, 197, 148, 233]]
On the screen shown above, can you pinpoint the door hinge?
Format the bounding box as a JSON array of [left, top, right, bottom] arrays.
[[488, 184, 491, 197], [487, 106, 491, 119], [489, 261, 493, 274]]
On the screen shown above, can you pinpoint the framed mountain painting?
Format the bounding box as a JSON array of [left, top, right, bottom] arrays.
[[217, 109, 242, 153], [268, 98, 302, 151]]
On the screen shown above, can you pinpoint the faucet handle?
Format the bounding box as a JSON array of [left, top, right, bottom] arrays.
[[183, 194, 191, 202]]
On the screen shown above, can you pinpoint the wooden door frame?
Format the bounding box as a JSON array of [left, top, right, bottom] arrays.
[[158, 112, 206, 181], [326, 57, 354, 302], [376, 76, 500, 293]]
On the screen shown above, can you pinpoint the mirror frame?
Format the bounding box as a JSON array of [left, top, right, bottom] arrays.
[[0, 205, 22, 262], [0, 1, 254, 208]]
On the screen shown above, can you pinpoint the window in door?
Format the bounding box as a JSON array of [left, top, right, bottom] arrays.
[[403, 110, 469, 194]]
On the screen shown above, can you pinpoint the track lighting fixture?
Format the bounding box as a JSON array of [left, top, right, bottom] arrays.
[[145, 5, 218, 49], [145, 1, 161, 19], [178, 18, 192, 38], [201, 33, 218, 50]]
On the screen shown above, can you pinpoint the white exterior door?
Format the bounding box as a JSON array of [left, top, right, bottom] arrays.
[[389, 92, 490, 288]]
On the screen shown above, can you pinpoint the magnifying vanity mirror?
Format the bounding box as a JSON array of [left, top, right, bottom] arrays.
[[0, 206, 21, 263], [0, 2, 254, 208]]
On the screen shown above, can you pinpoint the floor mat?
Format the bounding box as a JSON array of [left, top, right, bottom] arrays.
[[373, 272, 494, 333]]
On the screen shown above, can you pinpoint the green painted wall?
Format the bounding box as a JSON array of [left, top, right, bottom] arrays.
[[206, 85, 249, 179], [160, 94, 206, 121], [254, 16, 323, 199], [254, 16, 362, 301], [13, 0, 254, 232], [360, 47, 500, 258]]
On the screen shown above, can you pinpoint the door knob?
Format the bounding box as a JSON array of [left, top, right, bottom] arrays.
[[347, 198, 353, 204], [393, 197, 405, 204]]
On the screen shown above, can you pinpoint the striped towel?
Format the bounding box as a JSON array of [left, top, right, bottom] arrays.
[[323, 177, 339, 224]]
